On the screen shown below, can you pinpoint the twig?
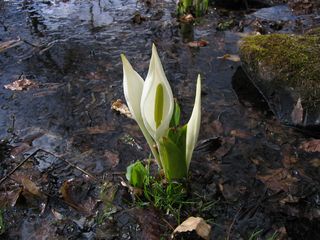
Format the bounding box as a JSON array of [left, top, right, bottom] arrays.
[[61, 157, 97, 181], [162, 217, 175, 231], [40, 149, 97, 181], [226, 207, 242, 240], [0, 149, 40, 185]]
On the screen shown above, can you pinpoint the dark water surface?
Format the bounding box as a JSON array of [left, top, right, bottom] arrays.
[[1, 1, 319, 239]]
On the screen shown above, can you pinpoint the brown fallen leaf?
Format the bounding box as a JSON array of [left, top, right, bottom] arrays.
[[172, 217, 211, 240], [256, 168, 299, 193], [187, 40, 208, 48], [291, 98, 303, 125], [214, 137, 235, 159], [80, 124, 115, 135], [212, 119, 224, 135], [230, 129, 252, 139], [179, 14, 194, 23], [217, 54, 240, 62], [60, 178, 98, 215], [4, 77, 37, 91], [218, 182, 244, 202], [0, 38, 22, 52], [111, 99, 132, 118], [104, 150, 119, 168], [0, 187, 22, 208], [132, 208, 163, 240], [310, 158, 320, 167], [132, 12, 146, 24], [281, 144, 298, 167], [20, 176, 43, 197], [51, 209, 64, 220], [299, 139, 320, 153], [10, 143, 32, 158]]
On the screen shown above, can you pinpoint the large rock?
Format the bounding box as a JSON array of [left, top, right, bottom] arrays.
[[239, 32, 320, 133]]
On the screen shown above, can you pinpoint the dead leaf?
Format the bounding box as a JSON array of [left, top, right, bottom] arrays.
[[111, 99, 132, 118], [310, 158, 320, 167], [132, 208, 163, 240], [100, 181, 118, 204], [282, 145, 298, 167], [179, 14, 194, 23], [20, 176, 43, 197], [214, 137, 235, 159], [256, 168, 299, 193], [230, 129, 252, 139], [104, 150, 119, 168], [0, 187, 22, 208], [52, 209, 64, 220], [217, 54, 240, 62], [0, 38, 22, 52], [10, 143, 32, 158], [299, 139, 320, 153], [212, 119, 224, 135], [291, 98, 303, 125], [132, 12, 146, 24], [4, 77, 37, 91], [172, 217, 211, 240], [187, 40, 208, 48], [80, 124, 115, 135], [218, 182, 243, 202], [60, 178, 98, 215]]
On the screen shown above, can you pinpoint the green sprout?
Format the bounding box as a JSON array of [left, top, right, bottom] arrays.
[[177, 0, 209, 17]]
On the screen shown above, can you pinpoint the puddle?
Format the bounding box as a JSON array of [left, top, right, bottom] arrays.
[[0, 0, 319, 239]]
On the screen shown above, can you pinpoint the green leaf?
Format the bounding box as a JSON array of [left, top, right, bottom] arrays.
[[126, 161, 148, 188], [159, 137, 188, 180], [169, 99, 181, 128], [167, 124, 187, 153]]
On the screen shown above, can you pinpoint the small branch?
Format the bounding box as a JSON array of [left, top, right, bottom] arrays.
[[0, 149, 40, 185], [226, 207, 242, 240]]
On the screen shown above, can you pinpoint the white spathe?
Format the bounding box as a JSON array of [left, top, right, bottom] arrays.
[[186, 75, 201, 171], [140, 44, 174, 141], [121, 54, 144, 121]]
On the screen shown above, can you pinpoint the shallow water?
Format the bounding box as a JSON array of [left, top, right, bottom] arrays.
[[0, 1, 319, 239]]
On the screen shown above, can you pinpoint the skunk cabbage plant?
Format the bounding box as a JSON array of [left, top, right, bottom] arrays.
[[121, 44, 201, 180]]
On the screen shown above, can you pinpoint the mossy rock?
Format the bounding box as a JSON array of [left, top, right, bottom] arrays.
[[239, 32, 320, 130]]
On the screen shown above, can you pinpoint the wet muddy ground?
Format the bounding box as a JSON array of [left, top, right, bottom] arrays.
[[0, 0, 319, 239]]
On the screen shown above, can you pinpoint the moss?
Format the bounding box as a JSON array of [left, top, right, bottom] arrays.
[[240, 33, 320, 108]]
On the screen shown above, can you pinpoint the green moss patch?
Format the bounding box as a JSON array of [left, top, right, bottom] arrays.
[[240, 33, 320, 108]]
